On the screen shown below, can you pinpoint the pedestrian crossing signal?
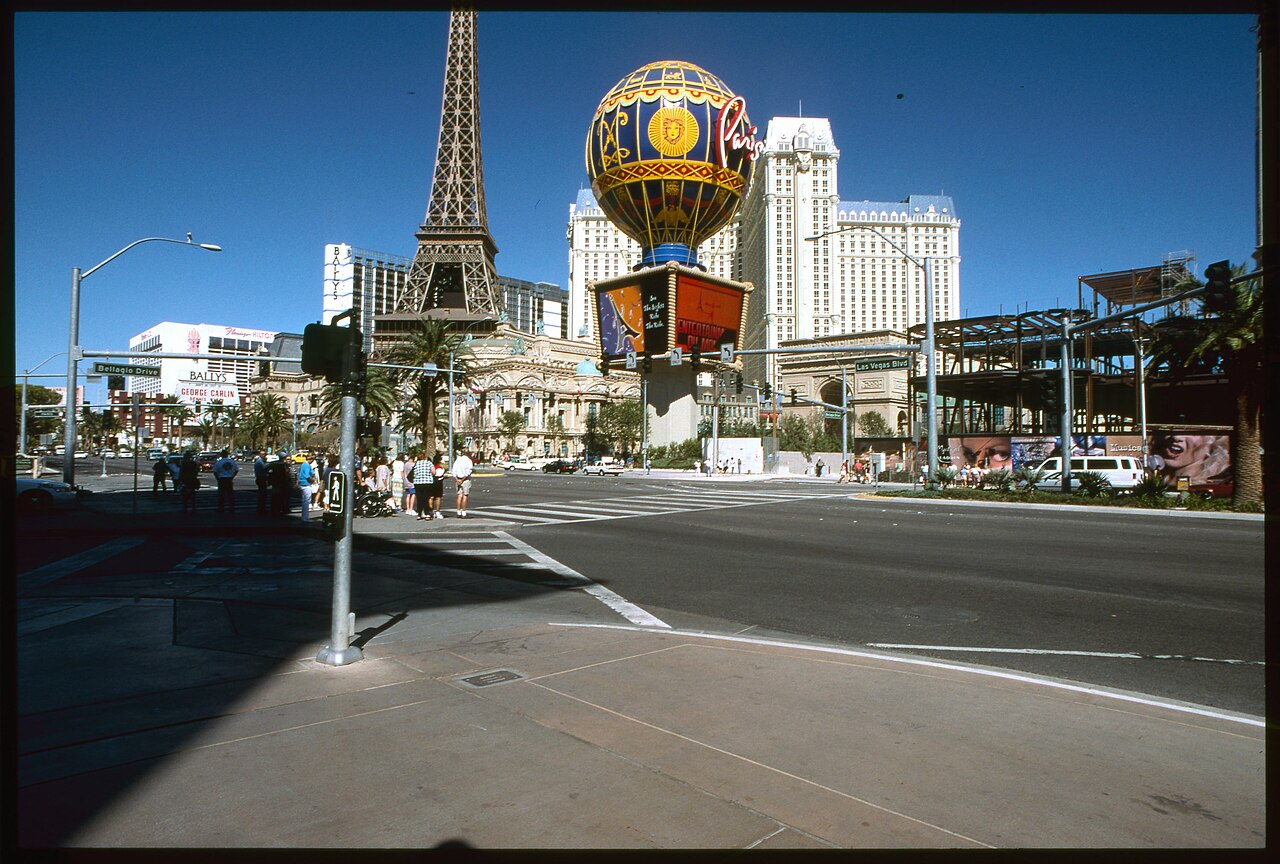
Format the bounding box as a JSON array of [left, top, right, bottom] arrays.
[[302, 322, 359, 384]]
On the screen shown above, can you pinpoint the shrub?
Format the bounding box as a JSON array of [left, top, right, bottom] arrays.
[[1074, 470, 1112, 498], [931, 466, 958, 488], [1013, 466, 1048, 492], [1130, 472, 1169, 501], [981, 469, 1016, 492]]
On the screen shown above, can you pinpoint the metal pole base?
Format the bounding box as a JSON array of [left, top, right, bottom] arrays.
[[316, 644, 364, 666]]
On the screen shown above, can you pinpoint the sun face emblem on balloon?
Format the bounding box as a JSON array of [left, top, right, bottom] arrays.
[[649, 104, 699, 157]]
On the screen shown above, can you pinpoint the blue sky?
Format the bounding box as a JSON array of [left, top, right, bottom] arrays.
[[13, 10, 1259, 395]]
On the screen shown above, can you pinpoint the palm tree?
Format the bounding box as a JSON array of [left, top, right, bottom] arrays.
[[78, 406, 103, 451], [160, 402, 193, 447], [245, 393, 290, 451], [1150, 262, 1262, 507], [386, 320, 473, 452], [196, 417, 218, 449], [221, 407, 241, 450], [206, 400, 227, 440], [318, 368, 396, 429]]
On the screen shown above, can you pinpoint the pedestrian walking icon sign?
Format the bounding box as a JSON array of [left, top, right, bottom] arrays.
[[327, 472, 347, 518]]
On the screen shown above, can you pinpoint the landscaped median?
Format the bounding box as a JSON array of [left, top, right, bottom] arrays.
[[866, 486, 1262, 514]]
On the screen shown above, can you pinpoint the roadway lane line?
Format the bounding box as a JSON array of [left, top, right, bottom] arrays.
[[866, 644, 1265, 666], [495, 532, 670, 629], [550, 623, 1265, 729], [18, 536, 147, 590]]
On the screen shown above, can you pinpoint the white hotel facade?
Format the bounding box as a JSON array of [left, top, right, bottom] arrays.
[[565, 116, 961, 388], [126, 322, 276, 407]]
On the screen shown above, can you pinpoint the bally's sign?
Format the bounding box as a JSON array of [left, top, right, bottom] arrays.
[[178, 372, 238, 403]]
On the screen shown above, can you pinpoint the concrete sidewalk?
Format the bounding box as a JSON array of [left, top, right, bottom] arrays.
[[13, 487, 1265, 849]]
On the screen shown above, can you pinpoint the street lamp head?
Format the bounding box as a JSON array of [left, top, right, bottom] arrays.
[[199, 244, 222, 252]]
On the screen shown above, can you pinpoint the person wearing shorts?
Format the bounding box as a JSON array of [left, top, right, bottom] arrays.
[[453, 449, 474, 517]]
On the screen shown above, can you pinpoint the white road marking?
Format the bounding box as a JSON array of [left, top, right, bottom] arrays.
[[866, 644, 1265, 666], [548, 623, 1265, 729], [495, 532, 670, 629], [453, 488, 853, 527], [18, 536, 147, 590]]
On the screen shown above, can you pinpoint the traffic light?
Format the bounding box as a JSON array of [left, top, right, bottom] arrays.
[[107, 375, 125, 392], [642, 353, 652, 373], [301, 322, 354, 383], [1202, 260, 1233, 315], [762, 382, 772, 401], [690, 345, 701, 371], [735, 372, 743, 394], [790, 388, 798, 404]]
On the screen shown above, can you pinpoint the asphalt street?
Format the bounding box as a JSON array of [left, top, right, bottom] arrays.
[[14, 460, 1266, 849], [37, 460, 1267, 716]]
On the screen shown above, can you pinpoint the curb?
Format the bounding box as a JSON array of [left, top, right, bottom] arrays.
[[857, 493, 1265, 520]]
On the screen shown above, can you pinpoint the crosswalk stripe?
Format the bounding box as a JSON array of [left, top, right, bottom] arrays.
[[452, 488, 850, 526], [462, 509, 566, 523], [18, 537, 147, 590]]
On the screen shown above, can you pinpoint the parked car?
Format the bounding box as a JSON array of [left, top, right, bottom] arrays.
[[541, 459, 578, 474], [197, 451, 221, 471], [146, 448, 167, 460], [16, 477, 84, 514], [73, 450, 88, 459], [1190, 478, 1234, 500], [1032, 456, 1144, 491], [503, 456, 536, 471], [99, 449, 118, 459], [582, 460, 624, 476]]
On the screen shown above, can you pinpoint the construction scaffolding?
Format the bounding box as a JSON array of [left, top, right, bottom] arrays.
[[906, 255, 1199, 437]]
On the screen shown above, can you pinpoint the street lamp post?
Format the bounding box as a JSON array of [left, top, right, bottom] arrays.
[[19, 352, 66, 455], [806, 226, 940, 485], [447, 318, 492, 467], [64, 236, 221, 485]]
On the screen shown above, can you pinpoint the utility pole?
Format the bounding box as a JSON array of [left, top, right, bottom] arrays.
[[317, 309, 362, 667]]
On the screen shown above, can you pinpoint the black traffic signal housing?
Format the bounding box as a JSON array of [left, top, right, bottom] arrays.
[[642, 353, 652, 373], [107, 375, 125, 392], [302, 322, 362, 384], [762, 382, 772, 401], [1202, 260, 1233, 315], [690, 345, 701, 372], [600, 357, 611, 376], [735, 372, 743, 394], [790, 387, 798, 404]]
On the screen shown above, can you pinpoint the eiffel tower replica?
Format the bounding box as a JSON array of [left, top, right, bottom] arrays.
[[397, 7, 502, 319]]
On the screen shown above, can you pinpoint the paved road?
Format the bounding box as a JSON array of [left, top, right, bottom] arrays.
[[14, 469, 1265, 848], [35, 466, 1265, 716]]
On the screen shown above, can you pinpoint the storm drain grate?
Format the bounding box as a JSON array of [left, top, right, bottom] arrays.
[[456, 669, 525, 689]]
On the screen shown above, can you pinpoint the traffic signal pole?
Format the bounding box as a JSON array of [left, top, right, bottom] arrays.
[[317, 310, 362, 667]]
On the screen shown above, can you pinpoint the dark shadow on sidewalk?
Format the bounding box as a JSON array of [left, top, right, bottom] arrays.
[[14, 486, 623, 848]]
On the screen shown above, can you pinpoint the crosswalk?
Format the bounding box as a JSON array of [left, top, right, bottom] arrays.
[[463, 485, 849, 527]]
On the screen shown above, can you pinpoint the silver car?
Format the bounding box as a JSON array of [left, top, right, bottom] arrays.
[[16, 477, 84, 514]]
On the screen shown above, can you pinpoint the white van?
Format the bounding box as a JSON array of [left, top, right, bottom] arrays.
[[1033, 456, 1144, 491]]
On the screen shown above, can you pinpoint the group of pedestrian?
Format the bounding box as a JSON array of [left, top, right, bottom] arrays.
[[696, 457, 745, 476], [837, 458, 870, 484], [151, 446, 476, 522]]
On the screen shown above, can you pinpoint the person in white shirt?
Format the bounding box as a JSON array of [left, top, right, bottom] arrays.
[[453, 449, 474, 517], [212, 449, 240, 513]]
